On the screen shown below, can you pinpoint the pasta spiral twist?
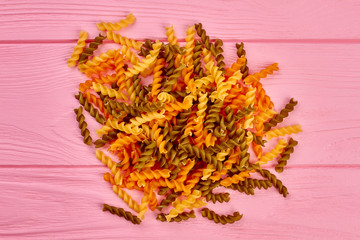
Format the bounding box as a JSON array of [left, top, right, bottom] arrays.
[[151, 123, 167, 153], [220, 171, 253, 187], [75, 92, 106, 124], [104, 97, 141, 117], [82, 91, 109, 119], [256, 168, 289, 197], [165, 25, 178, 46], [78, 60, 115, 78], [78, 34, 106, 64], [196, 92, 208, 119], [94, 130, 118, 148], [201, 208, 242, 225], [107, 31, 142, 50], [129, 109, 165, 126], [180, 144, 223, 171], [162, 64, 186, 92], [204, 99, 223, 130], [68, 30, 88, 67], [157, 192, 181, 211], [275, 138, 298, 173], [264, 98, 298, 131], [211, 70, 242, 101], [133, 101, 164, 113], [184, 25, 195, 65], [235, 42, 249, 78], [112, 185, 142, 214], [192, 40, 205, 77], [106, 118, 143, 135], [205, 62, 225, 93], [78, 49, 116, 70], [165, 190, 202, 221], [120, 45, 140, 65], [103, 204, 141, 224], [157, 210, 195, 222], [151, 58, 165, 99], [194, 23, 217, 57], [214, 39, 225, 71], [74, 106, 92, 145], [226, 183, 255, 195], [239, 177, 273, 190], [244, 63, 279, 85], [96, 13, 136, 31], [130, 169, 171, 181], [134, 141, 157, 170], [109, 133, 146, 151], [256, 139, 287, 165], [125, 42, 162, 78], [265, 124, 302, 140], [92, 82, 128, 101], [95, 150, 125, 185], [206, 192, 230, 203]]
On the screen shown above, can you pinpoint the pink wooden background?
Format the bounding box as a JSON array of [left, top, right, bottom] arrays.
[[1, 0, 360, 239]]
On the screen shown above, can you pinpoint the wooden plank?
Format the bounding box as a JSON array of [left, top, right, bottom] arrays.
[[1, 0, 360, 41], [0, 167, 358, 239], [0, 42, 359, 166]]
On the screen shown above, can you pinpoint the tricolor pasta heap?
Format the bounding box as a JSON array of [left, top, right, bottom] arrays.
[[69, 13, 302, 225]]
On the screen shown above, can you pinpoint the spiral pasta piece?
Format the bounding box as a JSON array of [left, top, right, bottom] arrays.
[[196, 92, 208, 119], [256, 139, 287, 165], [96, 13, 136, 31], [103, 204, 141, 224], [184, 25, 195, 65], [157, 210, 195, 222], [244, 63, 279, 85], [129, 109, 165, 126], [130, 169, 171, 181], [109, 133, 146, 151], [112, 185, 142, 214], [165, 190, 202, 221], [151, 58, 165, 99], [210, 70, 242, 101], [96, 150, 126, 185], [105, 118, 143, 135], [74, 107, 92, 145], [92, 82, 128, 101], [220, 170, 253, 187], [107, 31, 142, 50], [264, 98, 298, 131], [206, 192, 230, 203], [275, 138, 298, 173], [78, 34, 106, 64], [125, 42, 162, 78], [201, 164, 216, 181], [201, 208, 242, 225], [150, 122, 167, 153], [166, 25, 178, 46], [68, 30, 88, 67], [265, 124, 302, 140], [83, 91, 110, 119], [78, 49, 116, 70]]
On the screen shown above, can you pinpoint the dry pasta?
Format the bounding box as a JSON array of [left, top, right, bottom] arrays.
[[69, 15, 301, 224]]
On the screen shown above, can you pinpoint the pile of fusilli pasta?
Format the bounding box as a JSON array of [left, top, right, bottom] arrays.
[[69, 13, 302, 225]]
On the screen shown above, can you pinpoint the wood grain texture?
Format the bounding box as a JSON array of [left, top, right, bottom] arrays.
[[1, 0, 360, 41], [0, 167, 359, 240], [1, 43, 359, 166], [1, 1, 360, 239]]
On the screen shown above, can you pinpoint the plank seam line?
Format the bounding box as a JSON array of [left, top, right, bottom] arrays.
[[1, 39, 360, 44]]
